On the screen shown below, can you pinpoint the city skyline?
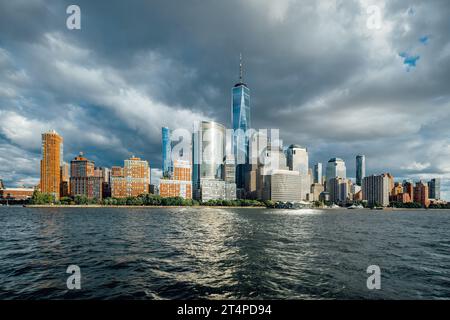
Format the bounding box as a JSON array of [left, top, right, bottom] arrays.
[[0, 1, 449, 200]]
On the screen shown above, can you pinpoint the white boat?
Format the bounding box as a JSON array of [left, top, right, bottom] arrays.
[[348, 204, 364, 209]]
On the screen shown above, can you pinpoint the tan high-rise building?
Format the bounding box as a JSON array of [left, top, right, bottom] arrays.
[[111, 157, 150, 198], [160, 160, 192, 199], [40, 130, 63, 200]]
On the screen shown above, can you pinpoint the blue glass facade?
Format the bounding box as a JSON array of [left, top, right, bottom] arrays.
[[356, 154, 365, 186], [232, 83, 250, 189], [162, 127, 171, 178], [232, 84, 250, 161]]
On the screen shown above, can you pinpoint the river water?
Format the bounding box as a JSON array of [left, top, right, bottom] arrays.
[[0, 206, 449, 299]]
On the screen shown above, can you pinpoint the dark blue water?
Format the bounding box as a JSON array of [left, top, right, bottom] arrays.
[[0, 207, 449, 299]]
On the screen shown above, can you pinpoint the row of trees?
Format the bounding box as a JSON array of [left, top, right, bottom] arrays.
[[389, 201, 428, 209], [29, 191, 267, 207]]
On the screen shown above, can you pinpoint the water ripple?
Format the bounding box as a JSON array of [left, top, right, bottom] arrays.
[[0, 207, 449, 299]]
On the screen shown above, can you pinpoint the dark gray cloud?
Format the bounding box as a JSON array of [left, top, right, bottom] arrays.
[[0, 0, 449, 198]]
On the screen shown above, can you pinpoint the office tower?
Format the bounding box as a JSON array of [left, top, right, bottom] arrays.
[[356, 155, 365, 186], [328, 177, 349, 205], [428, 178, 441, 200], [162, 127, 172, 178], [256, 143, 289, 200], [287, 145, 308, 174], [192, 120, 235, 200], [0, 179, 4, 190], [160, 160, 192, 199], [414, 181, 430, 207], [70, 153, 103, 200], [362, 174, 390, 207], [232, 54, 251, 190], [287, 144, 310, 201], [111, 157, 150, 198], [325, 158, 346, 191], [262, 170, 302, 202], [223, 155, 236, 184], [40, 130, 63, 200], [193, 121, 226, 183], [313, 163, 322, 184], [60, 162, 70, 197]]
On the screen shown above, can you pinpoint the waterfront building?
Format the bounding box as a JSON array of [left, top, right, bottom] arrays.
[[313, 163, 322, 184], [192, 121, 236, 201], [232, 54, 251, 190], [428, 178, 441, 200], [392, 192, 411, 203], [110, 166, 125, 197], [111, 157, 150, 198], [160, 160, 192, 199], [356, 155, 365, 186], [0, 187, 34, 201], [414, 181, 430, 208], [262, 169, 302, 202], [70, 153, 102, 200], [326, 158, 346, 180], [328, 177, 349, 205], [196, 179, 230, 201], [40, 130, 63, 200], [362, 174, 390, 207], [124, 157, 150, 197]]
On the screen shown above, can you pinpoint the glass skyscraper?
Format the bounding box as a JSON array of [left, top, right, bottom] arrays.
[[162, 127, 172, 178], [232, 54, 250, 189], [314, 163, 322, 184], [356, 154, 366, 186], [326, 158, 347, 189], [428, 178, 441, 200]]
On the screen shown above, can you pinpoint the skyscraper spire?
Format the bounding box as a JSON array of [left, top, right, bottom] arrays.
[[239, 53, 243, 83]]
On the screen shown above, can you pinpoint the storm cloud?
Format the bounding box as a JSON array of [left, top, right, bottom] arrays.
[[0, 0, 449, 198]]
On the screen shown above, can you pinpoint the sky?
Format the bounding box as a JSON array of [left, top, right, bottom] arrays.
[[0, 0, 449, 199]]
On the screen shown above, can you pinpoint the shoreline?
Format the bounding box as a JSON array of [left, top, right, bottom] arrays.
[[17, 205, 444, 210], [23, 204, 267, 209]]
